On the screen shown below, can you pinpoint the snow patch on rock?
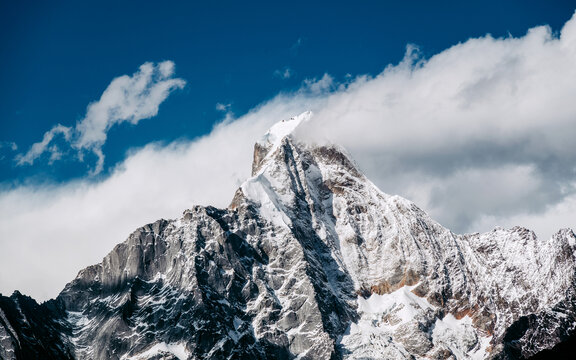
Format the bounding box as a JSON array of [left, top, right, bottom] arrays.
[[120, 342, 189, 360]]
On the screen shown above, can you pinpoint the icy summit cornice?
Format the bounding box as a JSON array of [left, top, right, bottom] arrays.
[[249, 111, 313, 177], [258, 110, 312, 149]]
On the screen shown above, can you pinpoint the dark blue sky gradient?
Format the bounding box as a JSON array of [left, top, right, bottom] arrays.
[[1, 0, 574, 183]]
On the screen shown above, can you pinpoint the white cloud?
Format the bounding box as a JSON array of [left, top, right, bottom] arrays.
[[471, 190, 576, 239], [296, 11, 576, 234], [2, 12, 576, 301], [301, 73, 334, 94], [421, 165, 549, 233], [215, 103, 235, 126], [15, 124, 71, 165], [215, 103, 231, 112], [0, 141, 17, 151], [274, 67, 293, 79], [15, 61, 186, 174], [290, 37, 304, 56], [0, 141, 18, 160]]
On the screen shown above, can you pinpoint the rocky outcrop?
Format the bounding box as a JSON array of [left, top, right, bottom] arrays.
[[1, 112, 575, 359], [0, 292, 72, 359]]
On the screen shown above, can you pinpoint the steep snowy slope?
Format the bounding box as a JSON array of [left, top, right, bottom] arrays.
[[1, 112, 575, 360]]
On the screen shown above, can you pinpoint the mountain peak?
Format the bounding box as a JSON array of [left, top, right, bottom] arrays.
[[252, 111, 312, 175], [259, 110, 312, 149]]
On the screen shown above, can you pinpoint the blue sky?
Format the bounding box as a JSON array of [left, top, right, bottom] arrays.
[[1, 1, 576, 300], [2, 0, 575, 183]]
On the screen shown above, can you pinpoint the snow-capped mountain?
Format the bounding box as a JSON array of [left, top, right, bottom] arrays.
[[1, 112, 575, 359]]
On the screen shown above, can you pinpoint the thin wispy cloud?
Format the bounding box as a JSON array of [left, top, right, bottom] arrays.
[[215, 103, 231, 112], [274, 67, 293, 79], [0, 141, 17, 151], [15, 124, 71, 165], [300, 73, 334, 94], [215, 102, 235, 126], [0, 141, 18, 161], [290, 37, 304, 56], [15, 61, 186, 174]]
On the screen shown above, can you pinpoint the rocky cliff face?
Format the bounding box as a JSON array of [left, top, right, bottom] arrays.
[[0, 292, 72, 359], [1, 112, 575, 359]]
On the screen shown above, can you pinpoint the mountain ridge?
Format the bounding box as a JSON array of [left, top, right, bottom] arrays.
[[1, 112, 575, 359]]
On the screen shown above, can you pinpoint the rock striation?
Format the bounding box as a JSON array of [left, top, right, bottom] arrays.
[[1, 112, 575, 359]]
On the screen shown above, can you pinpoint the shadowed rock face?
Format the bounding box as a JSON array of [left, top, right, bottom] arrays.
[[0, 292, 73, 359], [1, 117, 575, 360]]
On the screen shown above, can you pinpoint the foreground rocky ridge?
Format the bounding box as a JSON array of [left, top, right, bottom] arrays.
[[1, 112, 575, 359]]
